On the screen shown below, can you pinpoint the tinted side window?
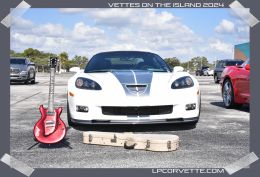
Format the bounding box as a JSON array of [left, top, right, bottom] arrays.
[[241, 59, 250, 67], [218, 61, 223, 68], [222, 61, 227, 68]]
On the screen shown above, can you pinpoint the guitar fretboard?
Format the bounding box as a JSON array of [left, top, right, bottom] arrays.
[[48, 68, 55, 113]]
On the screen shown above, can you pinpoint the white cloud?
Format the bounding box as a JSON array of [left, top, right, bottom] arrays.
[[209, 39, 233, 54], [215, 19, 235, 34], [33, 23, 66, 37], [12, 9, 245, 61], [12, 33, 44, 46], [12, 9, 199, 57], [72, 22, 105, 41], [214, 11, 249, 43], [11, 17, 34, 29]]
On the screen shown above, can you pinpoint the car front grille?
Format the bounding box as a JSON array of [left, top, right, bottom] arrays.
[[102, 105, 173, 116], [10, 68, 20, 74]]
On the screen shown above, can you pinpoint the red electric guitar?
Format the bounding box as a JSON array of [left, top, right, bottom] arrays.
[[33, 57, 66, 144]]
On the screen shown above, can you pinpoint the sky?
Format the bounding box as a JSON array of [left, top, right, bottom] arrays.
[[10, 8, 249, 62]]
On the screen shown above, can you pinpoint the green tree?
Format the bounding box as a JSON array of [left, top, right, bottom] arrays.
[[190, 56, 209, 71], [72, 55, 88, 69], [164, 57, 181, 68], [10, 50, 24, 57], [23, 48, 41, 58], [59, 52, 69, 70], [63, 60, 77, 72], [10, 50, 15, 56]]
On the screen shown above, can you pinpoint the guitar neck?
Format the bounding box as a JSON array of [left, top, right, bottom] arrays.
[[47, 68, 55, 113]]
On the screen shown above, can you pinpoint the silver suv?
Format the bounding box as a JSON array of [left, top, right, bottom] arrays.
[[10, 57, 36, 84]]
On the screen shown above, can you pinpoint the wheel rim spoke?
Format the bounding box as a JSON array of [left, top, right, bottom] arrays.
[[223, 81, 232, 106]]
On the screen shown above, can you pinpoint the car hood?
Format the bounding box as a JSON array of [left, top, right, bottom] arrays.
[[69, 70, 196, 97], [10, 64, 27, 71]]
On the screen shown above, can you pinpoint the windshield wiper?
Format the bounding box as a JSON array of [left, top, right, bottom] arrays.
[[152, 70, 168, 72], [86, 69, 111, 73]]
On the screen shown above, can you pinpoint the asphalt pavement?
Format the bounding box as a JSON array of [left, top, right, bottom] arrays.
[[10, 72, 249, 168]]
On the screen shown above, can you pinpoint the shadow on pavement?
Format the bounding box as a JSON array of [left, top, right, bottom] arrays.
[[37, 138, 72, 149], [210, 101, 249, 113], [10, 81, 40, 85], [71, 123, 196, 132]]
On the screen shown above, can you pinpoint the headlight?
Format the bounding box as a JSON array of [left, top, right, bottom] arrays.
[[20, 71, 28, 75], [75, 77, 102, 90], [171, 76, 194, 89]]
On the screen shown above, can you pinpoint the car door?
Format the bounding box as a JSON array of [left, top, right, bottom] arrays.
[[235, 60, 250, 102]]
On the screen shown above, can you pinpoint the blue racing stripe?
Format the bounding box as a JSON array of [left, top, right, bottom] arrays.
[[111, 70, 153, 96], [111, 71, 135, 84]]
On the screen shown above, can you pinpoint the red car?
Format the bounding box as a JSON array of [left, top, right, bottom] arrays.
[[220, 59, 250, 108]]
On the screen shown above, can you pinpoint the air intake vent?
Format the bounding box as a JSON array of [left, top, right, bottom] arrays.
[[102, 105, 173, 116]]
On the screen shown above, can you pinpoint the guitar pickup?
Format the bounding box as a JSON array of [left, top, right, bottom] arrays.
[[44, 120, 56, 128]]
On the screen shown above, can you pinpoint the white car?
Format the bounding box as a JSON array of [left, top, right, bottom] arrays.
[[67, 51, 201, 126], [203, 68, 214, 76]]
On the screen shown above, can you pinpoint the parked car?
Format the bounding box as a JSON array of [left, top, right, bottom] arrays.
[[196, 66, 213, 76], [203, 67, 214, 76], [69, 67, 81, 73], [220, 59, 250, 108], [67, 51, 201, 126], [10, 57, 36, 84], [214, 59, 244, 83]]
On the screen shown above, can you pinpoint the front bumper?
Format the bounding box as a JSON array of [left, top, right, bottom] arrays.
[[10, 74, 28, 81], [70, 117, 199, 125], [68, 86, 201, 124]]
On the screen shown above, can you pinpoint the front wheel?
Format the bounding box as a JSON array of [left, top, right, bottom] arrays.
[[222, 79, 242, 108], [31, 72, 36, 84], [214, 75, 219, 83]]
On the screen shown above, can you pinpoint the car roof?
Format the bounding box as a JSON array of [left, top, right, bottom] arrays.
[[92, 51, 160, 56]]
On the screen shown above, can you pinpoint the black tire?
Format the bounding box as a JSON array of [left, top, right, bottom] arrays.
[[214, 75, 219, 83], [31, 79, 35, 84], [31, 72, 36, 84], [24, 79, 29, 85], [67, 101, 75, 127], [222, 79, 242, 108]]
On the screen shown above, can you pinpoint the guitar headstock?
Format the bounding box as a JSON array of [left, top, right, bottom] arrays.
[[49, 57, 59, 68]]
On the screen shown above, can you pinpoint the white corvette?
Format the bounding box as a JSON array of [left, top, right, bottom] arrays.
[[67, 51, 200, 126]]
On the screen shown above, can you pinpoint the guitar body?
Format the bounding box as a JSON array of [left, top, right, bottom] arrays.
[[33, 57, 67, 145], [33, 105, 66, 144]]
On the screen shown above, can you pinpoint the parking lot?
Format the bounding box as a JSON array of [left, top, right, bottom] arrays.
[[10, 72, 249, 168]]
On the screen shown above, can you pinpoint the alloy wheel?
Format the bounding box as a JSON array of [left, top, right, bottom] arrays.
[[223, 80, 232, 107]]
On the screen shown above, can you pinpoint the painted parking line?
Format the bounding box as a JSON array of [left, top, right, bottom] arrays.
[[11, 92, 41, 106]]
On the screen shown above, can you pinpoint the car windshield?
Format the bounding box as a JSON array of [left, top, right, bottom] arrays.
[[226, 60, 244, 66], [10, 58, 26, 65], [85, 51, 171, 73]]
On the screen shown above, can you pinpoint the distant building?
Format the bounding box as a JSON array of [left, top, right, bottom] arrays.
[[234, 42, 249, 61]]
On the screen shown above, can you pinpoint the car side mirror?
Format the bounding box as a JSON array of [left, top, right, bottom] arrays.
[[245, 64, 250, 70], [173, 66, 184, 72]]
